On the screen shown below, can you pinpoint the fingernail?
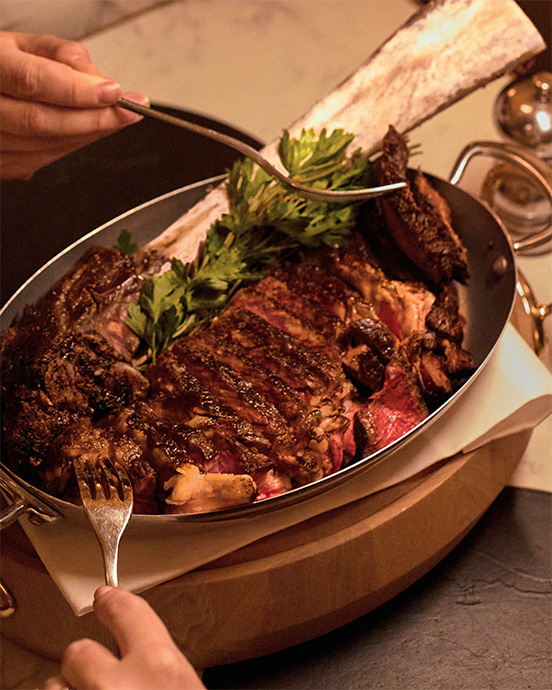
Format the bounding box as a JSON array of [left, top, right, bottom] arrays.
[[98, 80, 122, 104], [117, 92, 150, 124], [123, 91, 151, 107]]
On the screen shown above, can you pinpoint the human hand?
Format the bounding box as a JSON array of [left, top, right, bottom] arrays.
[[44, 587, 206, 690], [0, 32, 148, 180]]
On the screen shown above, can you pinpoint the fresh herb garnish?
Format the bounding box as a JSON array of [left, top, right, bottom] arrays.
[[126, 128, 375, 364], [114, 229, 138, 254]]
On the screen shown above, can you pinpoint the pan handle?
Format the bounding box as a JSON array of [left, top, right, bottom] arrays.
[[449, 140, 552, 253], [0, 495, 29, 529], [0, 580, 16, 618], [0, 469, 60, 529], [0, 471, 61, 618], [512, 271, 552, 357]]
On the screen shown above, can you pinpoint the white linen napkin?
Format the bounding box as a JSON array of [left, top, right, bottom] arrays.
[[19, 324, 552, 615]]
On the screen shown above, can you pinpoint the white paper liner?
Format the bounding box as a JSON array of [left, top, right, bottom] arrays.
[[19, 324, 552, 615]]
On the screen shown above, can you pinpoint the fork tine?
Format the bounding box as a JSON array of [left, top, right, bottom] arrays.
[[73, 457, 93, 500], [117, 465, 133, 501], [101, 459, 133, 502], [98, 459, 119, 499], [91, 461, 107, 500]]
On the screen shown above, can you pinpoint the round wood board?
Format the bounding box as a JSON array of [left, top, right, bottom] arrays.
[[0, 429, 531, 669]]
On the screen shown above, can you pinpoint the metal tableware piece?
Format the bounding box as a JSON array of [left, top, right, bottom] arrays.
[[449, 140, 552, 253], [116, 98, 407, 202], [494, 72, 552, 159], [0, 467, 62, 618], [511, 270, 551, 357], [487, 81, 552, 248], [449, 140, 552, 357], [481, 161, 552, 248], [0, 466, 60, 528], [0, 167, 519, 523], [73, 458, 134, 587], [0, 581, 16, 618]]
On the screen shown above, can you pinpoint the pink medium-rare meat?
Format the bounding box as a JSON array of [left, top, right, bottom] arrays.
[[352, 351, 429, 457], [324, 232, 436, 340]]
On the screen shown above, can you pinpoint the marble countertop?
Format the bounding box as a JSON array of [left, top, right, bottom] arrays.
[[1, 1, 551, 687]]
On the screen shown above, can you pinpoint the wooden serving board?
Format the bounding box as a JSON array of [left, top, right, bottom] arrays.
[[0, 429, 531, 670]]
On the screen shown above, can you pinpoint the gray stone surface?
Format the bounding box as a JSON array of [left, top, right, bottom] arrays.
[[203, 488, 552, 689]]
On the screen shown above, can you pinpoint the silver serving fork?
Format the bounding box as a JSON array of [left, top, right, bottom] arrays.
[[117, 98, 406, 203], [73, 458, 133, 587]]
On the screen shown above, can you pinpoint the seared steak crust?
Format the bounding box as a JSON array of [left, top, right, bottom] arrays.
[[1, 247, 153, 483], [379, 125, 469, 286]]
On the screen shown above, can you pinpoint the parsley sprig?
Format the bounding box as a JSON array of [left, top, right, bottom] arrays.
[[125, 128, 374, 365], [113, 229, 138, 254]]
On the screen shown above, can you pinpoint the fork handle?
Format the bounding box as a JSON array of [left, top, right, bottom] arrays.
[[116, 98, 406, 202], [101, 535, 122, 587]]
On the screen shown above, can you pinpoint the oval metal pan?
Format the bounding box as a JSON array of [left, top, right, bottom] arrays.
[[0, 173, 516, 523]]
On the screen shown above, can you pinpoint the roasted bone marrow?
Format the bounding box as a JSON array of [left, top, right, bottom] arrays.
[[1, 127, 475, 514]]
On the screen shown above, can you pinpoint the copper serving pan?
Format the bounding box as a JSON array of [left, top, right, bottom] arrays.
[[1, 141, 551, 530]]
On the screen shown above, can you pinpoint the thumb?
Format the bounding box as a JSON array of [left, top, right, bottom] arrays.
[[93, 587, 177, 658]]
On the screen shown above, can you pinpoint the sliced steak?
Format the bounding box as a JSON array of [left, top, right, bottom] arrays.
[[326, 233, 435, 340], [379, 125, 469, 286]]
